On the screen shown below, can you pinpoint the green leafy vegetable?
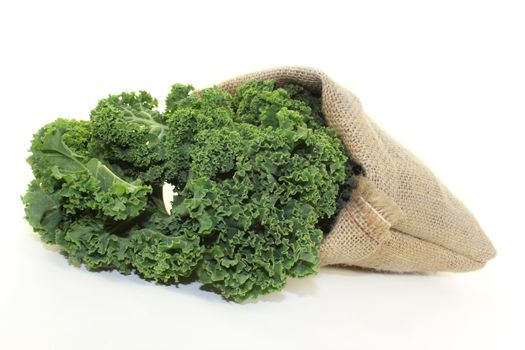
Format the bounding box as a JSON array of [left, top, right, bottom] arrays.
[[22, 80, 361, 302], [90, 91, 169, 185]]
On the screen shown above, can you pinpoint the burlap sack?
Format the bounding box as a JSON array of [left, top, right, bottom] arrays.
[[219, 66, 496, 273]]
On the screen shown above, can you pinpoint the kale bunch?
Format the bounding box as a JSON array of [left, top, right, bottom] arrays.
[[23, 80, 360, 302]]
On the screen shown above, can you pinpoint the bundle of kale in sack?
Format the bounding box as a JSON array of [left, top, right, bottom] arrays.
[[23, 67, 496, 302]]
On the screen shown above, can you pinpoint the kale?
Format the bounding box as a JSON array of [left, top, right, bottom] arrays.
[[22, 80, 359, 302]]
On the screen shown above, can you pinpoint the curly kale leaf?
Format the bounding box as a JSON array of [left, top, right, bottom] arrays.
[[22, 180, 63, 244], [54, 217, 133, 273], [162, 80, 356, 302], [233, 80, 321, 129], [186, 123, 336, 301], [130, 227, 202, 283], [163, 85, 234, 187], [90, 91, 168, 184], [23, 116, 199, 280], [23, 178, 135, 272], [27, 118, 151, 220]]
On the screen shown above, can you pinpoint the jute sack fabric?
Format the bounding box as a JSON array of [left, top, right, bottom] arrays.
[[219, 66, 496, 273]]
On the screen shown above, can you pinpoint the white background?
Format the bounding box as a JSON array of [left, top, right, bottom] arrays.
[[1, 1, 523, 349]]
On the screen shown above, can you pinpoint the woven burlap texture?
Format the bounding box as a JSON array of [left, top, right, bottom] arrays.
[[219, 66, 496, 273]]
